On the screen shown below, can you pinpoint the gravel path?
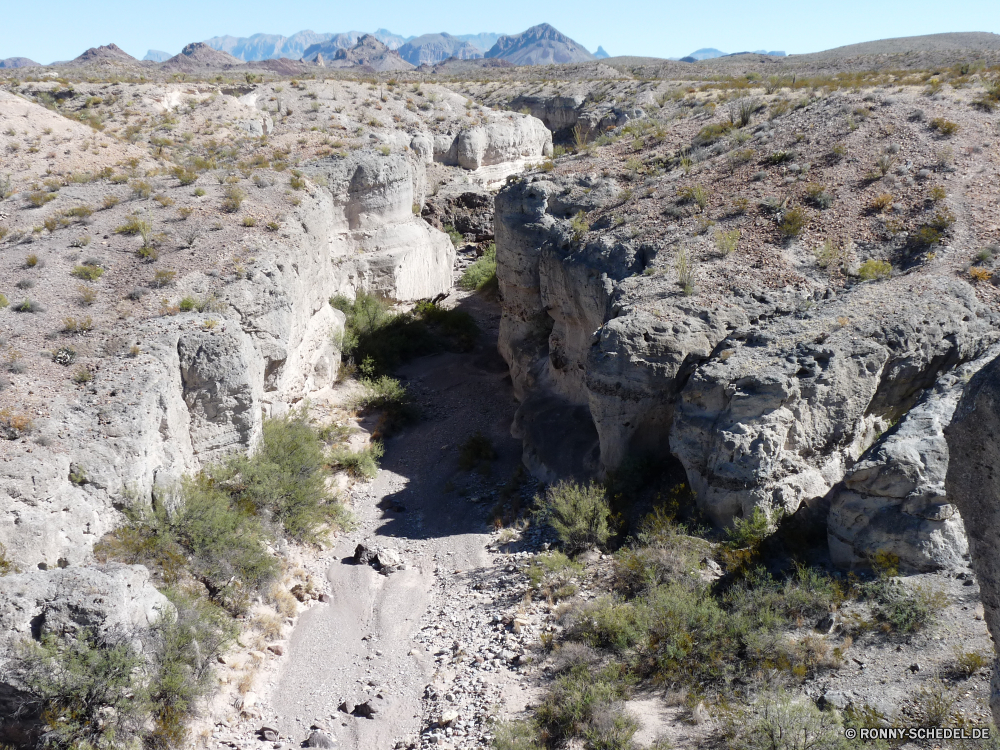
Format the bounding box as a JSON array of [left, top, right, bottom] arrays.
[[260, 293, 536, 750]]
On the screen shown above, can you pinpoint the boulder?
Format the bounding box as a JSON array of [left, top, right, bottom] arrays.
[[306, 730, 338, 747]]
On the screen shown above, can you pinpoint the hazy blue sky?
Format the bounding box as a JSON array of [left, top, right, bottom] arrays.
[[2, 0, 999, 64]]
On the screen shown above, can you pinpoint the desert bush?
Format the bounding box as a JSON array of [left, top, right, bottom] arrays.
[[14, 298, 44, 313], [225, 411, 353, 541], [857, 259, 892, 281], [725, 691, 849, 750], [329, 442, 384, 480], [71, 263, 103, 281], [693, 121, 734, 146], [814, 239, 847, 270], [458, 243, 497, 293], [492, 720, 543, 750], [443, 223, 463, 246], [458, 431, 497, 471], [778, 206, 809, 239], [766, 150, 795, 165], [869, 193, 893, 213], [570, 211, 589, 242], [131, 179, 152, 199], [331, 291, 474, 373], [535, 666, 637, 750], [930, 117, 959, 136], [677, 184, 709, 210], [805, 183, 833, 209], [727, 96, 762, 128], [951, 646, 991, 678], [714, 228, 740, 255], [537, 481, 612, 553], [675, 245, 696, 295], [221, 185, 246, 213], [970, 267, 993, 283]]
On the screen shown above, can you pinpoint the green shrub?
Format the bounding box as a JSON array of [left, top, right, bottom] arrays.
[[14, 298, 44, 313], [13, 630, 152, 750], [525, 551, 583, 601], [221, 185, 246, 212], [535, 666, 637, 750], [178, 296, 197, 312], [443, 223, 463, 246], [0, 293, 8, 309], [570, 211, 590, 242], [677, 184, 709, 210], [694, 121, 734, 146], [225, 411, 354, 542], [329, 442, 384, 479], [725, 691, 850, 750], [858, 259, 892, 281], [779, 206, 809, 239], [492, 720, 543, 750], [930, 117, 959, 136], [353, 375, 415, 434], [458, 243, 497, 293], [538, 481, 612, 553], [458, 431, 497, 471], [71, 263, 103, 281], [714, 228, 740, 255], [331, 291, 476, 372]]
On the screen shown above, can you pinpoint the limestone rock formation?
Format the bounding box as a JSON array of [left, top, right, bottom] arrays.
[[495, 173, 1000, 544], [431, 116, 553, 182], [306, 150, 454, 300], [827, 356, 1000, 571], [945, 352, 1000, 720]]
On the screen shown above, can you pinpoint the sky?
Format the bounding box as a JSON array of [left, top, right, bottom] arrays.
[[2, 0, 999, 64]]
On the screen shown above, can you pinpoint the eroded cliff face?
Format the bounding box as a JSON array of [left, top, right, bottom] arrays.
[[496, 172, 1000, 570]]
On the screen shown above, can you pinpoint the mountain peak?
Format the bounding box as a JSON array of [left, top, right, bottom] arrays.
[[485, 23, 595, 65]]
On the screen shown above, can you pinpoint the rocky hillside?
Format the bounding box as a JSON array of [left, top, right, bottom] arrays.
[[485, 23, 596, 66], [493, 77, 1000, 576], [0, 77, 548, 571], [305, 34, 414, 72]]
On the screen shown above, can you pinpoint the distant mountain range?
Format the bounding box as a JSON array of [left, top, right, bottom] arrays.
[[678, 47, 786, 62], [199, 29, 505, 64], [196, 27, 600, 66], [0, 57, 39, 68]]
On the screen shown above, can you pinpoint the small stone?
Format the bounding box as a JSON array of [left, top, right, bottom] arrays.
[[305, 730, 337, 748], [819, 691, 850, 710], [352, 701, 377, 719], [338, 700, 354, 714], [260, 727, 279, 742], [440, 709, 459, 726], [268, 644, 284, 656]]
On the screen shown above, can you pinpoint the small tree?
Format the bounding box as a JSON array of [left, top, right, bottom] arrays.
[[538, 481, 612, 552]]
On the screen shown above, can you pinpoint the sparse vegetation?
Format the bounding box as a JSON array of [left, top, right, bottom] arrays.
[[458, 243, 497, 293], [536, 481, 612, 553], [858, 259, 892, 281], [779, 206, 809, 239]]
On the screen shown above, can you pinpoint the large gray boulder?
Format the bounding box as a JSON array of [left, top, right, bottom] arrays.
[[945, 353, 1000, 722], [827, 357, 1000, 571]]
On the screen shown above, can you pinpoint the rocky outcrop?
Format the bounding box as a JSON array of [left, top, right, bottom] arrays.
[[827, 354, 1000, 571], [306, 150, 454, 300], [508, 94, 646, 139], [945, 353, 1000, 721], [0, 564, 171, 723], [496, 172, 1000, 547], [432, 116, 552, 183]]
